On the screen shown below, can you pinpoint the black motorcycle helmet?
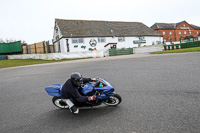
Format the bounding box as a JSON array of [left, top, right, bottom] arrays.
[[71, 72, 83, 87]]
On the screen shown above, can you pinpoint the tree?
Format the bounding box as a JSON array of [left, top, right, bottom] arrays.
[[0, 38, 4, 43], [0, 38, 26, 44]]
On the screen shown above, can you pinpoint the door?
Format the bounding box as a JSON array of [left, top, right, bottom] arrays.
[[66, 39, 70, 52]]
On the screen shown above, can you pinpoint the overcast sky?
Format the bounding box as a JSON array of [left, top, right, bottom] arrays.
[[0, 0, 199, 44]]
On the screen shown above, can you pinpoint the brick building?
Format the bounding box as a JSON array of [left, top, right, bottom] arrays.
[[151, 21, 200, 44]]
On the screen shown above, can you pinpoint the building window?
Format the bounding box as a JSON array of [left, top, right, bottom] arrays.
[[169, 31, 172, 35], [56, 36, 61, 53], [72, 38, 84, 43], [156, 41, 161, 44], [183, 24, 186, 27], [139, 37, 145, 40], [118, 37, 125, 42], [179, 31, 181, 35], [163, 31, 165, 35], [197, 31, 199, 34], [189, 31, 192, 34], [55, 28, 58, 33], [98, 37, 106, 43], [184, 31, 187, 35]]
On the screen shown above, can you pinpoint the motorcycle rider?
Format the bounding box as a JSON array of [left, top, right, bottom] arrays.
[[61, 72, 98, 114]]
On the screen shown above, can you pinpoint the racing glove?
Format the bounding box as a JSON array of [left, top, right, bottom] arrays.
[[91, 78, 98, 82], [88, 95, 97, 101]]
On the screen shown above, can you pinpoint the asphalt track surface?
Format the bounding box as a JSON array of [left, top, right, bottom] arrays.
[[0, 52, 200, 133]]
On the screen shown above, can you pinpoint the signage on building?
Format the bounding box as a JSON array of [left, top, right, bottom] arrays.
[[180, 27, 190, 29], [133, 40, 146, 44], [89, 39, 97, 47]]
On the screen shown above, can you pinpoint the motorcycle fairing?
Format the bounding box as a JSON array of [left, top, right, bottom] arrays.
[[44, 78, 114, 100], [45, 84, 62, 97], [79, 83, 94, 96]]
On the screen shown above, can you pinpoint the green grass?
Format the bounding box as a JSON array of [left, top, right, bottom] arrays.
[[151, 47, 200, 54], [0, 59, 80, 69]]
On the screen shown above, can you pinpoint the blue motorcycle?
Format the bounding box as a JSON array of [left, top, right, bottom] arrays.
[[45, 78, 122, 109]]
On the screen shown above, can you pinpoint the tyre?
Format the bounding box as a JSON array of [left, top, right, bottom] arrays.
[[103, 93, 122, 106], [52, 96, 69, 109]]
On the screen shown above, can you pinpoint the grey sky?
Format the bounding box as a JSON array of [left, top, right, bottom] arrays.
[[0, 0, 199, 44]]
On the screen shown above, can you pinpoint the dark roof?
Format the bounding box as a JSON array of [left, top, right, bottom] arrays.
[[55, 19, 162, 38], [151, 23, 176, 30], [190, 24, 200, 30], [151, 21, 200, 30]]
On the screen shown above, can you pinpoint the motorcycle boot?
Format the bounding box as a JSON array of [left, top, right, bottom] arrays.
[[64, 99, 79, 114]]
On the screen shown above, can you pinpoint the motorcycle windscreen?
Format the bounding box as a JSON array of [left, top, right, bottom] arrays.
[[45, 84, 63, 97]]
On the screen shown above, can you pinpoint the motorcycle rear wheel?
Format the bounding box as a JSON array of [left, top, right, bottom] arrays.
[[103, 93, 122, 106], [52, 96, 69, 109]]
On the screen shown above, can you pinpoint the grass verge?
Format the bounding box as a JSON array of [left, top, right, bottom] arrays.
[[0, 59, 80, 69], [151, 47, 200, 54]]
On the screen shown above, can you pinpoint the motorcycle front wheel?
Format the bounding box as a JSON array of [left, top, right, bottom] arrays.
[[52, 96, 69, 109], [103, 93, 122, 106]]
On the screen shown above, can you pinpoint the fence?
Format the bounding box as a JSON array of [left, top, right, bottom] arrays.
[[164, 41, 200, 50], [8, 51, 105, 60], [22, 41, 55, 54], [180, 41, 200, 49], [109, 48, 134, 56], [0, 41, 22, 55]]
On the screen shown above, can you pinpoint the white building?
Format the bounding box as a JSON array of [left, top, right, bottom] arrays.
[[53, 19, 163, 53]]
